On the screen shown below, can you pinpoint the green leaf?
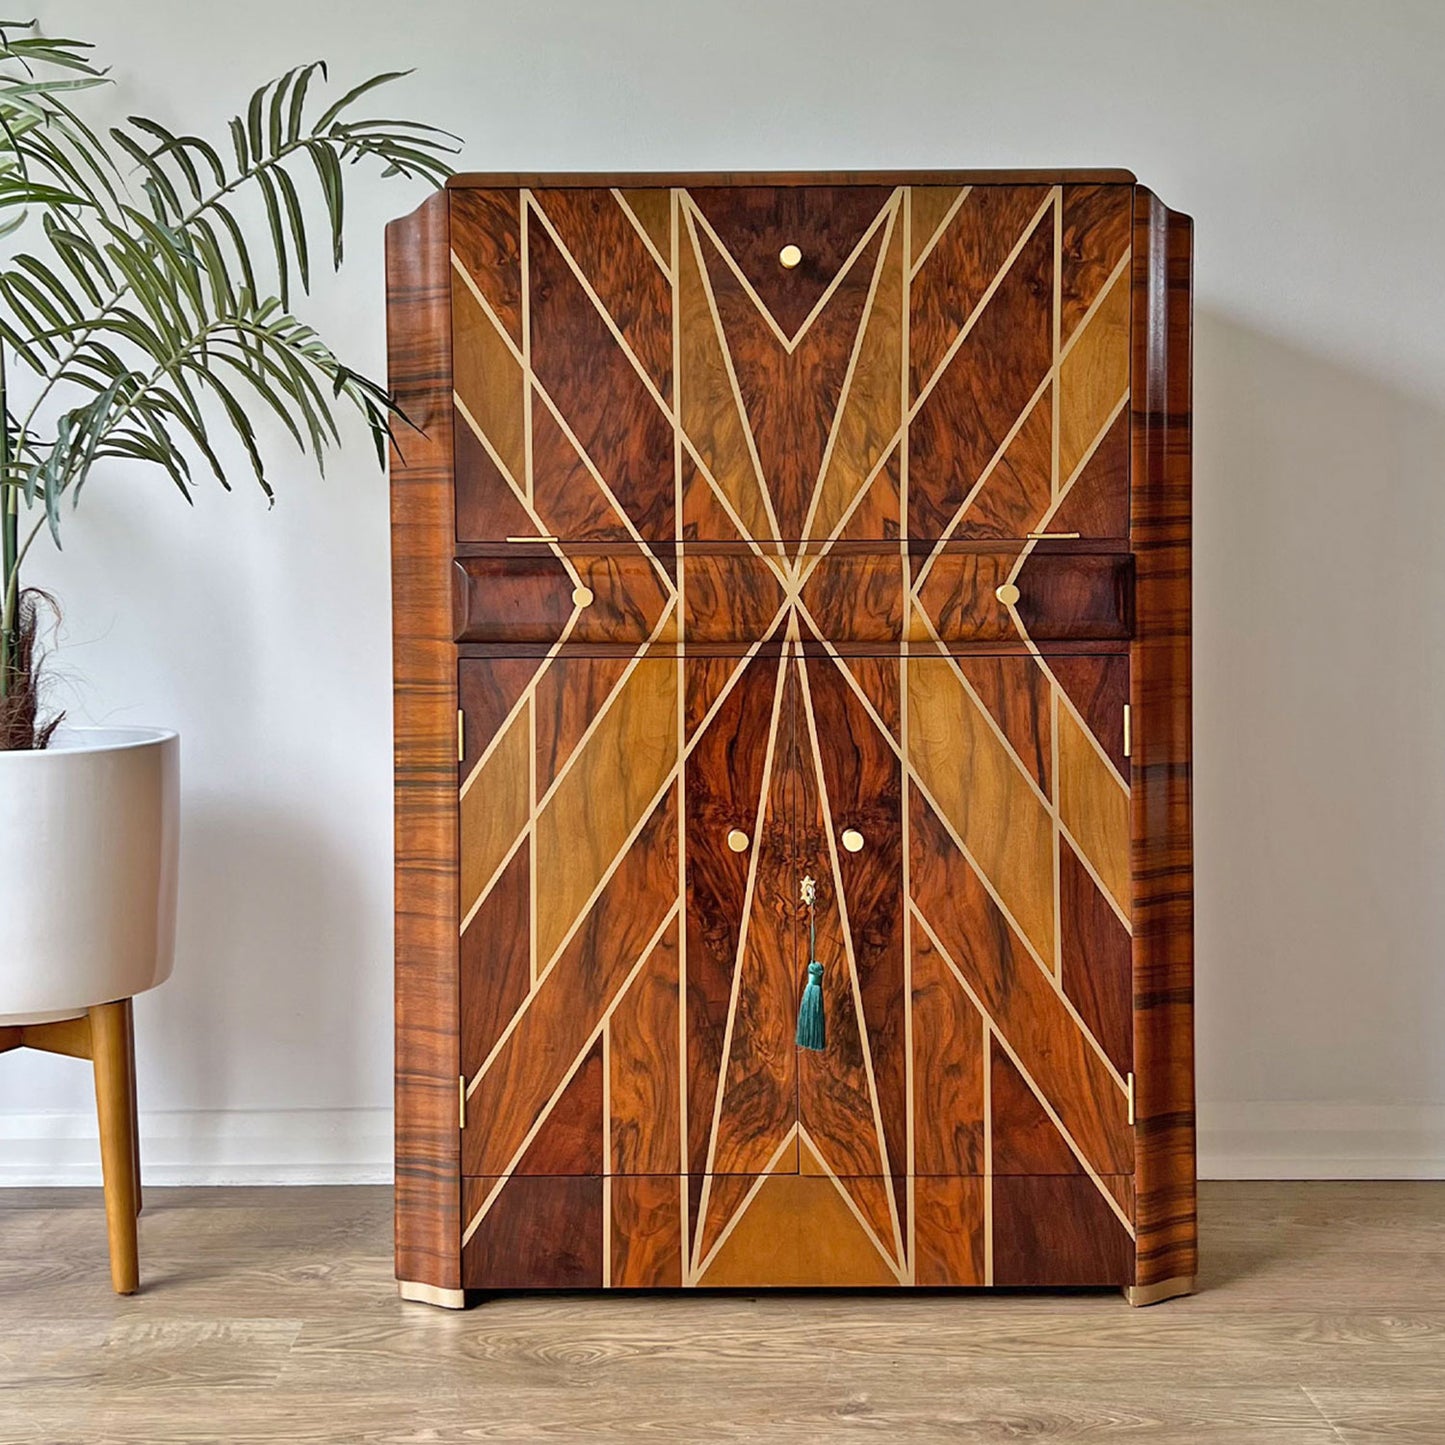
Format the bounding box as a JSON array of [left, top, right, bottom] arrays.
[[303, 139, 344, 266], [272, 161, 309, 293], [109, 128, 183, 216], [313, 69, 411, 131], [207, 200, 258, 298], [245, 78, 265, 161], [0, 30, 457, 549], [125, 115, 204, 201], [286, 61, 323, 142], [252, 166, 288, 307], [227, 114, 248, 172], [266, 67, 291, 158]]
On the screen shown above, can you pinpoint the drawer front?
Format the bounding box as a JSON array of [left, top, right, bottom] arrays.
[[455, 545, 1133, 648], [452, 549, 677, 648], [456, 543, 1132, 653], [461, 1172, 1134, 1289], [803, 545, 1133, 646]]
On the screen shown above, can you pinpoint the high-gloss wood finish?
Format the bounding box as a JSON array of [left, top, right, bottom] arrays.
[[1129, 188, 1196, 1295], [447, 168, 1139, 188], [690, 186, 894, 338], [386, 192, 462, 1293], [3, 1184, 1439, 1443], [992, 1173, 1136, 1287], [455, 545, 1132, 648], [393, 173, 1191, 1299]]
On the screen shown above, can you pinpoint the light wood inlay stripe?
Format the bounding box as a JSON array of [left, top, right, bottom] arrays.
[[534, 658, 679, 969], [451, 256, 527, 485], [804, 199, 903, 552], [1057, 706, 1132, 922], [907, 660, 1055, 964], [459, 701, 530, 930], [1058, 265, 1130, 482]]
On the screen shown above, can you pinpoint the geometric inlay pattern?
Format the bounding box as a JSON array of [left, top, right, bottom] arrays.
[[451, 182, 1136, 1288]]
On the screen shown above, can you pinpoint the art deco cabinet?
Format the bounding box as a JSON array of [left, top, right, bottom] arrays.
[[387, 170, 1193, 1308]]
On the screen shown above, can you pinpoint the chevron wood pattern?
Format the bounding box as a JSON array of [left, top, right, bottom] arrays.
[[389, 175, 1192, 1301]]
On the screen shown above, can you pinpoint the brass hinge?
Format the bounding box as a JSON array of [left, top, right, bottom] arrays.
[[1122, 704, 1132, 759], [1126, 1071, 1136, 1127], [1026, 530, 1081, 540], [505, 534, 558, 543], [459, 1075, 467, 1131], [457, 709, 465, 764]]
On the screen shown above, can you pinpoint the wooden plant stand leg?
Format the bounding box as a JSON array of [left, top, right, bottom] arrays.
[[88, 1000, 140, 1294], [126, 1000, 142, 1216]]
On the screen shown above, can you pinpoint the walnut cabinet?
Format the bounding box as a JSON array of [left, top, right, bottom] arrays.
[[387, 171, 1194, 1306]]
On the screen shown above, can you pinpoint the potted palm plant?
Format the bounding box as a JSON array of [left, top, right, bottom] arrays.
[[0, 20, 453, 1031]]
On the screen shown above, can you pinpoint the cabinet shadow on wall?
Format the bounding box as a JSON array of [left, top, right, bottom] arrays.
[[1193, 308, 1445, 1124]]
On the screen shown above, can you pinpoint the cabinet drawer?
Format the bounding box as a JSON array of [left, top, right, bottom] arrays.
[[806, 545, 1133, 646], [455, 544, 1133, 648], [461, 1172, 1134, 1289], [452, 548, 677, 647]]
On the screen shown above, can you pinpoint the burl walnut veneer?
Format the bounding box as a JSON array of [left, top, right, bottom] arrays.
[[387, 171, 1193, 1307]]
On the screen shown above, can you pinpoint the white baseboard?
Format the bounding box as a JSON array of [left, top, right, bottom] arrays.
[[1, 1103, 1442, 1186], [0, 1108, 392, 1187], [1198, 1102, 1445, 1179]]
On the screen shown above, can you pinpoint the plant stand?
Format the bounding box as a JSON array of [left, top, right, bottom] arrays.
[[0, 999, 141, 1293]]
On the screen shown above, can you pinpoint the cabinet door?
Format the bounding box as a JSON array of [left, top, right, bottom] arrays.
[[684, 644, 1136, 1291], [686, 645, 1134, 1291], [459, 648, 806, 1288], [450, 186, 676, 548], [448, 180, 1131, 550], [906, 650, 1135, 1287]]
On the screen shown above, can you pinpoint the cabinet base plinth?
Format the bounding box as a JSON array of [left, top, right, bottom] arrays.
[[1124, 1274, 1195, 1308], [398, 1279, 467, 1310]]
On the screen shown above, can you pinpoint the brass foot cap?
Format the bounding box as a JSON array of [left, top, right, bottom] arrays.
[[1125, 1274, 1195, 1308], [398, 1279, 467, 1310]]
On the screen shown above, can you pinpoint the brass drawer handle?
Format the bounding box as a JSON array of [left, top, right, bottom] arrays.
[[995, 582, 1020, 606], [572, 585, 594, 608], [726, 829, 750, 853], [840, 828, 864, 853], [779, 243, 802, 269]]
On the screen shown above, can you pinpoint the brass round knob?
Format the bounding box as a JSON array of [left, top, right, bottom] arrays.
[[572, 585, 594, 608], [778, 243, 802, 269], [841, 828, 865, 854], [995, 582, 1020, 607], [726, 828, 750, 853]]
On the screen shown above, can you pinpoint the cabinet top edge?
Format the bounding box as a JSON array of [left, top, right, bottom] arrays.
[[443, 167, 1138, 189]]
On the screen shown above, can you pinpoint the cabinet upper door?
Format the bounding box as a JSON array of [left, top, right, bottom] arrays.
[[448, 184, 1132, 559]]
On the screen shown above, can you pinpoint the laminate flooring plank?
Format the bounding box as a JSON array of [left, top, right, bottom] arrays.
[[0, 1183, 1441, 1443]]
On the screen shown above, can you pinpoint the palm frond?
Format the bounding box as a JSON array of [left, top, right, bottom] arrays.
[[0, 17, 459, 708]]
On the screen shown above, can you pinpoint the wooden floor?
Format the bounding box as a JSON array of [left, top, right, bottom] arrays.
[[0, 1182, 1441, 1442]]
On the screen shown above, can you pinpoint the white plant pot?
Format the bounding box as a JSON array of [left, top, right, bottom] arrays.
[[0, 726, 179, 1027]]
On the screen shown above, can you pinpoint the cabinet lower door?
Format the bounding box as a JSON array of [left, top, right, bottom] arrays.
[[458, 648, 806, 1289], [794, 646, 1136, 1288]]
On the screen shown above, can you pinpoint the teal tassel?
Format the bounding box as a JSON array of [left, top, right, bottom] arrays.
[[796, 960, 826, 1051]]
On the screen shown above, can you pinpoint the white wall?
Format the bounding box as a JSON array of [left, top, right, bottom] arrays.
[[5, 0, 1444, 1182]]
